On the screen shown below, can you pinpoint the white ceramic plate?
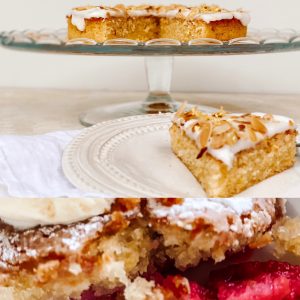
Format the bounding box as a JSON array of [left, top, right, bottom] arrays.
[[63, 114, 300, 197]]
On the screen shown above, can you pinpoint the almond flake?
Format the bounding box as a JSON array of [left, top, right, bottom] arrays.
[[289, 120, 295, 127], [211, 134, 225, 149], [175, 102, 186, 117], [212, 107, 226, 118], [240, 113, 251, 118], [263, 114, 274, 121], [251, 116, 267, 134], [247, 126, 257, 142], [213, 121, 231, 135], [192, 124, 201, 133], [227, 131, 239, 146], [234, 120, 251, 125], [200, 122, 212, 148]]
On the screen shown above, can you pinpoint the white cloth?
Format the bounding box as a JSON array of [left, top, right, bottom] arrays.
[[0, 131, 103, 197]]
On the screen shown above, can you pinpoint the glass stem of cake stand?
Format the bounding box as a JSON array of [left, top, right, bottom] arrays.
[[142, 56, 177, 114], [79, 56, 178, 126]]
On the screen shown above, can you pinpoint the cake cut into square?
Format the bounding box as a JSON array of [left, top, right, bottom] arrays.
[[67, 4, 250, 43], [158, 5, 248, 42], [0, 198, 152, 300], [146, 198, 285, 270], [170, 105, 297, 197], [67, 5, 159, 43]]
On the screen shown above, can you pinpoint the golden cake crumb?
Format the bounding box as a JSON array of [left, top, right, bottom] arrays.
[[273, 217, 300, 258]]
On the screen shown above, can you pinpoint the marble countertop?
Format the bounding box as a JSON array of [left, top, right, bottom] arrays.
[[1, 87, 299, 134]]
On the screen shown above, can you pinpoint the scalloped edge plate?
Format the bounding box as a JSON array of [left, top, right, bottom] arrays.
[[62, 114, 300, 197]]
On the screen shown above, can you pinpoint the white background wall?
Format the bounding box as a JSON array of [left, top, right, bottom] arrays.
[[0, 0, 300, 93]]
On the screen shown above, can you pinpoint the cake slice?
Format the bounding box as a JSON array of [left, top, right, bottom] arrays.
[[158, 5, 249, 42], [0, 198, 154, 300], [170, 105, 297, 197], [146, 198, 285, 270], [272, 216, 300, 258], [67, 5, 159, 43], [67, 4, 250, 43]]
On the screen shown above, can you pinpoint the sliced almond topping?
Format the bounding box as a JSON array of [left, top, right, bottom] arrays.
[[227, 131, 239, 146], [213, 121, 231, 135], [251, 116, 267, 134], [247, 126, 257, 142], [192, 124, 201, 133], [210, 135, 225, 149], [191, 106, 198, 116], [289, 120, 295, 127], [263, 114, 274, 121], [200, 122, 212, 148], [175, 102, 187, 117], [212, 107, 227, 118], [240, 113, 251, 117], [236, 130, 247, 139], [234, 120, 251, 125]]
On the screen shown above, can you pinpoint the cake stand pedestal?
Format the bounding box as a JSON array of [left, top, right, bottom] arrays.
[[1, 29, 300, 126], [80, 56, 180, 126]]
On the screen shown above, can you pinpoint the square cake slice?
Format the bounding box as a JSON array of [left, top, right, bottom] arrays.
[[158, 5, 249, 42], [67, 5, 159, 43], [0, 198, 153, 300], [146, 198, 285, 270], [170, 105, 297, 197]]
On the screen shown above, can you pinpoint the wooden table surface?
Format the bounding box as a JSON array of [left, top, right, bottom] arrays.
[[1, 87, 299, 134]]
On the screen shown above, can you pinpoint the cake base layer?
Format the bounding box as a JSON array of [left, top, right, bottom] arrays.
[[67, 16, 247, 43], [170, 124, 297, 197], [68, 17, 159, 42], [160, 18, 247, 42]]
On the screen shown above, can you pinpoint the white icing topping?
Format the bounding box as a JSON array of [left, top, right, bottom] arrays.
[[0, 198, 114, 230], [69, 6, 250, 32], [197, 11, 250, 26], [174, 112, 296, 169], [128, 10, 151, 17], [233, 11, 251, 26], [71, 7, 125, 31], [147, 198, 283, 237], [156, 9, 180, 18]]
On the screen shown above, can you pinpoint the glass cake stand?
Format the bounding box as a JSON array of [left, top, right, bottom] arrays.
[[1, 28, 300, 126]]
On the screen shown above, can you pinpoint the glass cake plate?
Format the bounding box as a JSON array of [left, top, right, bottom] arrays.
[[1, 28, 300, 126]]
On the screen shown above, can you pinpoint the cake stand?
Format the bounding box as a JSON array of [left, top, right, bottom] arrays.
[[1, 28, 300, 126]]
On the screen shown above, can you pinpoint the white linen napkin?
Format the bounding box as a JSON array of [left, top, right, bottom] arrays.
[[0, 130, 104, 197]]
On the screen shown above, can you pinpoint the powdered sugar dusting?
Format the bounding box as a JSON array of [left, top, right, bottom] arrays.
[[147, 198, 282, 238]]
